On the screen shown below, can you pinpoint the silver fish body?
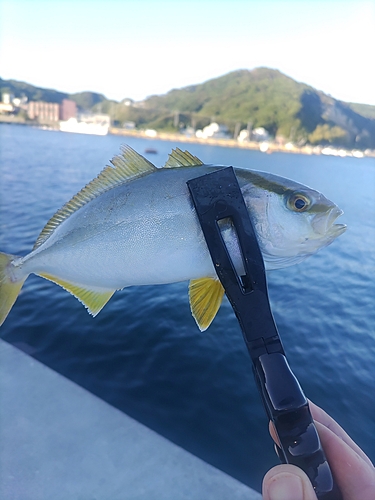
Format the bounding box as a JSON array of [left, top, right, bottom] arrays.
[[18, 165, 217, 289], [0, 147, 346, 330]]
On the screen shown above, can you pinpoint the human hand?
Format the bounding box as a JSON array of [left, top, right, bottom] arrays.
[[262, 401, 375, 500]]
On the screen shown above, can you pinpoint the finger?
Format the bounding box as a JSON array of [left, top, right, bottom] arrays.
[[308, 401, 374, 467], [262, 464, 317, 500], [314, 421, 375, 500], [268, 401, 374, 468], [269, 421, 279, 446], [268, 414, 375, 499]]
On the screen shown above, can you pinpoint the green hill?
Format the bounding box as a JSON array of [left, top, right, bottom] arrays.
[[1, 69, 375, 148], [145, 68, 308, 136], [0, 77, 68, 104], [347, 102, 375, 120], [131, 68, 375, 148], [0, 77, 108, 111]]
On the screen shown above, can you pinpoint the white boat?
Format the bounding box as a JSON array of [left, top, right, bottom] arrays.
[[59, 115, 110, 136]]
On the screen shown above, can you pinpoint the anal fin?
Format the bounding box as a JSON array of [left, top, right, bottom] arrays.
[[39, 273, 115, 316], [189, 277, 224, 331]]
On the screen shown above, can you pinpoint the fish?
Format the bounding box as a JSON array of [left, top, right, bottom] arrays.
[[0, 146, 346, 331]]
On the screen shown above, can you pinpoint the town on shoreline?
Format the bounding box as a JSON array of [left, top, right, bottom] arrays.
[[1, 114, 373, 159], [109, 127, 373, 158], [1, 73, 375, 159], [0, 78, 375, 158]]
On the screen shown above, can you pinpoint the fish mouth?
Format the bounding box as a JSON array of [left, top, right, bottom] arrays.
[[329, 223, 347, 237], [312, 206, 347, 237]]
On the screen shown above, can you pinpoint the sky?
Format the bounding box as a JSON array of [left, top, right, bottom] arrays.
[[1, 0, 374, 105]]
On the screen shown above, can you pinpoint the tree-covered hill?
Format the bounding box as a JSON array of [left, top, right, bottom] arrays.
[[347, 102, 375, 120], [1, 68, 375, 148], [0, 77, 108, 111], [145, 68, 307, 136], [0, 77, 68, 104], [135, 68, 375, 148]]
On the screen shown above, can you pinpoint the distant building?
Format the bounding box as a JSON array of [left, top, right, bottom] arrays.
[[0, 92, 14, 113], [2, 92, 14, 105], [28, 101, 59, 122], [0, 93, 29, 114], [252, 127, 270, 142], [123, 121, 136, 129], [121, 99, 134, 107], [237, 129, 250, 142], [60, 99, 77, 121], [0, 103, 14, 114], [196, 122, 230, 139], [144, 129, 157, 137]]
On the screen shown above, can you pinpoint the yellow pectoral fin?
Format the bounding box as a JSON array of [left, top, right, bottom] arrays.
[[39, 273, 115, 316], [189, 277, 225, 331]]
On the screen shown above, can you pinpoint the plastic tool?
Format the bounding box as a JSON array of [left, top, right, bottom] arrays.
[[187, 167, 342, 500]]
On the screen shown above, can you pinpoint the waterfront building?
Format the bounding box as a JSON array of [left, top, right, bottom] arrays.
[[196, 122, 230, 139], [60, 99, 77, 121], [27, 101, 60, 122]]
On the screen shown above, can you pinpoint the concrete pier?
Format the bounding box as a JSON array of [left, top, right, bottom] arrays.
[[0, 340, 262, 500]]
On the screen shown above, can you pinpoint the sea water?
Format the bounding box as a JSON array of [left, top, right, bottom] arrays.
[[1, 123, 374, 491]]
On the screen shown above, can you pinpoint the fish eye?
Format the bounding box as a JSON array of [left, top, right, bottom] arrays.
[[295, 198, 306, 210], [287, 193, 311, 212]]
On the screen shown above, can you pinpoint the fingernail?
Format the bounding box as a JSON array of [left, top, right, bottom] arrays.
[[268, 472, 304, 500]]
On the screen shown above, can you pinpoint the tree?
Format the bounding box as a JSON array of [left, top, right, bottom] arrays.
[[308, 124, 348, 146]]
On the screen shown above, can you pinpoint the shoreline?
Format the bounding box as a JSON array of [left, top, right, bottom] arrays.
[[109, 127, 374, 158], [0, 117, 373, 157]]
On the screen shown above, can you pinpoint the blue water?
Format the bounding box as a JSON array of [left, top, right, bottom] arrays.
[[1, 123, 374, 491]]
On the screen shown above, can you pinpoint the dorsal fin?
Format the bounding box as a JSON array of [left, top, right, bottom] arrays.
[[33, 146, 156, 250], [163, 148, 204, 168]]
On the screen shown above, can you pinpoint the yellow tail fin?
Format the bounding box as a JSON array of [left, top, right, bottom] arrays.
[[0, 252, 27, 327]]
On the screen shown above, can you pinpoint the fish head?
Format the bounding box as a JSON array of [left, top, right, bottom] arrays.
[[239, 170, 347, 270]]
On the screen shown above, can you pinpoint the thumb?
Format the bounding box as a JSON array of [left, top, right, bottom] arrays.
[[262, 464, 318, 500]]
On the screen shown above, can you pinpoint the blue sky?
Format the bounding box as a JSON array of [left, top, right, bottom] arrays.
[[1, 0, 374, 104]]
